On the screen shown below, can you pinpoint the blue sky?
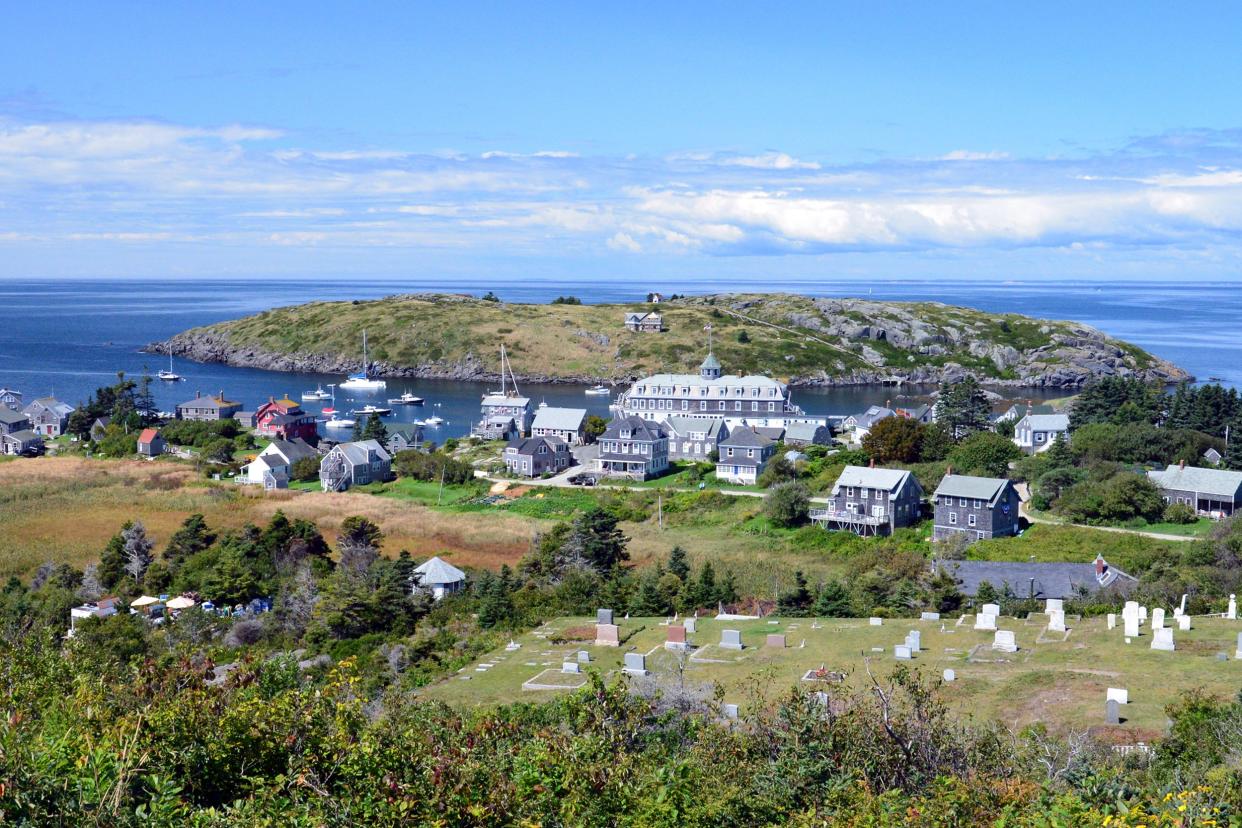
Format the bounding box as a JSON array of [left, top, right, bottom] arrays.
[[3, 2, 1242, 281]]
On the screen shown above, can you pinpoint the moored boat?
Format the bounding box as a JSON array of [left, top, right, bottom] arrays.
[[387, 391, 424, 405]]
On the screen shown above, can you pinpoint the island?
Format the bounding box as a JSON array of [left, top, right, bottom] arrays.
[[152, 292, 1189, 388]]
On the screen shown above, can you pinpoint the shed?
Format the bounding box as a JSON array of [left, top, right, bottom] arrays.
[[412, 556, 466, 600]]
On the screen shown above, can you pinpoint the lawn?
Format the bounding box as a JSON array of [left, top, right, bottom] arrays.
[[419, 611, 1242, 736], [1026, 508, 1215, 539], [622, 462, 765, 493]]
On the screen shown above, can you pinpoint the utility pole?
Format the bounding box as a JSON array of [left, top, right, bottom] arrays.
[[437, 462, 446, 506], [658, 494, 663, 530]]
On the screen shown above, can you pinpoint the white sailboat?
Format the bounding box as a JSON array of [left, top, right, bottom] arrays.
[[158, 345, 182, 382], [339, 330, 386, 391]]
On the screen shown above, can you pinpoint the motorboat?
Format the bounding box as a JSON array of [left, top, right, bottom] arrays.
[[339, 330, 387, 391], [584, 384, 610, 396], [350, 404, 393, 417], [158, 346, 182, 382], [324, 416, 356, 429], [424, 415, 445, 426], [387, 391, 424, 405], [301, 384, 332, 401]]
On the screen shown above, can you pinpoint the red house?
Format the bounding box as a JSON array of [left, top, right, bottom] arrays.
[[254, 396, 318, 443]]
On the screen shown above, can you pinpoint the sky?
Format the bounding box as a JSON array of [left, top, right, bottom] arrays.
[[3, 2, 1242, 282]]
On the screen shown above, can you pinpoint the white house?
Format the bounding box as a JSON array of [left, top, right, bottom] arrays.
[[1013, 413, 1069, 454], [68, 596, 121, 637], [241, 438, 319, 489], [412, 556, 466, 600]]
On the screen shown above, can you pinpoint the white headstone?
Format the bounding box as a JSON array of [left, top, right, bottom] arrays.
[[1047, 608, 1066, 633], [1107, 613, 1116, 630], [720, 629, 744, 650], [894, 645, 912, 660], [1106, 687, 1129, 705], [869, 617, 883, 626], [577, 650, 591, 664], [1236, 631, 1242, 660], [1179, 593, 1188, 615], [1177, 614, 1191, 632], [992, 630, 1018, 653], [623, 652, 648, 675], [1045, 598, 1063, 614], [1139, 606, 1148, 623], [505, 640, 521, 651], [1151, 628, 1175, 652], [1124, 615, 1140, 638], [981, 603, 1001, 616], [974, 612, 997, 631], [1151, 608, 1165, 630], [943, 669, 955, 682], [684, 617, 697, 634], [1123, 600, 1139, 618], [1228, 594, 1237, 620], [723, 703, 739, 719], [905, 630, 921, 651], [920, 611, 940, 621], [562, 661, 580, 674]]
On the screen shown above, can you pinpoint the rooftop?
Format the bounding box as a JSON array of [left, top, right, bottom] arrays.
[[531, 406, 587, 432], [832, 464, 915, 494], [934, 474, 1013, 505], [936, 559, 1136, 599], [1148, 464, 1242, 498], [1022, 413, 1069, 431], [414, 555, 466, 585]]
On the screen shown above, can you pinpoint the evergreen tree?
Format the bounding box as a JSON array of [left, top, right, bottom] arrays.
[[97, 525, 130, 590], [629, 570, 669, 616], [163, 514, 216, 567], [937, 375, 991, 439], [811, 580, 852, 618], [717, 569, 739, 605], [566, 508, 629, 573], [361, 413, 388, 442], [777, 570, 812, 615], [667, 546, 690, 581], [689, 561, 717, 610]]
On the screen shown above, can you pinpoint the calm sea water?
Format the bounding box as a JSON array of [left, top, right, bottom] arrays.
[[0, 277, 1234, 439]]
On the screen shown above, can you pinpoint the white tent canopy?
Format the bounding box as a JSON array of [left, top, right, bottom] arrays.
[[166, 596, 196, 610], [130, 595, 160, 608]]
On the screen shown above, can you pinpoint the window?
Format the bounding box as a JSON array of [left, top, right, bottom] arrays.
[[700, 400, 707, 410], [1036, 433, 1045, 443], [747, 449, 754, 458], [967, 514, 977, 527], [681, 400, 688, 411], [734, 401, 742, 411], [861, 488, 868, 499], [768, 402, 775, 412], [727, 447, 734, 457], [718, 401, 726, 411], [959, 498, 967, 507], [974, 500, 982, 509], [751, 402, 759, 411], [949, 512, 957, 525]]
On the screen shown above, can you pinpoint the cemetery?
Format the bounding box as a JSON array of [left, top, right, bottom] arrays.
[[420, 609, 1242, 733]]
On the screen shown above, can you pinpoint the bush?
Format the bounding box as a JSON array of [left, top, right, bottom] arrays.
[[394, 450, 474, 484], [291, 455, 321, 482], [764, 481, 811, 528], [1162, 502, 1197, 525]]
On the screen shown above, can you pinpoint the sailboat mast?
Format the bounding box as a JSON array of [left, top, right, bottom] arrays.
[[362, 329, 369, 378]]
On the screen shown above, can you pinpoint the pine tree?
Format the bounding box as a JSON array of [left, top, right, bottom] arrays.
[[937, 375, 991, 439], [163, 513, 215, 567], [98, 525, 130, 590], [667, 546, 690, 581], [361, 412, 388, 442], [629, 570, 669, 616], [689, 561, 717, 610], [811, 580, 852, 618], [777, 570, 812, 616]]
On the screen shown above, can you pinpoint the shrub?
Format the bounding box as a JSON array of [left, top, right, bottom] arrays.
[[764, 481, 811, 528], [1162, 502, 1197, 525]]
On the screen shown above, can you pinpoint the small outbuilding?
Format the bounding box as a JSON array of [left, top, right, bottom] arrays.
[[137, 428, 166, 457], [412, 556, 466, 600]]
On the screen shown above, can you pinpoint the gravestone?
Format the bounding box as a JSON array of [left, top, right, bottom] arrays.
[[1180, 593, 1188, 616], [720, 629, 744, 650], [505, 640, 521, 651], [623, 652, 648, 676], [684, 617, 696, 634], [813, 691, 830, 707], [1047, 609, 1066, 633], [596, 608, 614, 626], [1105, 699, 1120, 725], [943, 669, 955, 682], [1124, 615, 1140, 638], [1107, 613, 1116, 630], [992, 630, 1018, 653], [1045, 598, 1063, 614], [723, 703, 739, 719], [1123, 600, 1139, 618], [1139, 606, 1148, 623], [869, 617, 883, 626], [1228, 594, 1238, 620], [1235, 632, 1242, 660], [595, 623, 620, 647], [577, 650, 591, 664], [894, 644, 912, 660], [981, 603, 1001, 616], [974, 608, 998, 631], [1151, 627, 1175, 652], [1151, 608, 1165, 630], [905, 630, 921, 651], [1106, 687, 1128, 704], [920, 611, 940, 621], [765, 634, 786, 649], [562, 661, 580, 674], [1177, 614, 1191, 632], [666, 625, 688, 651]]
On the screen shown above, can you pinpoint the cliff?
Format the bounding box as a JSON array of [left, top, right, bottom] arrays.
[[150, 292, 1190, 388]]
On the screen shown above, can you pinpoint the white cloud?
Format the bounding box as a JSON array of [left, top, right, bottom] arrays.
[[607, 232, 641, 252], [939, 150, 1010, 161], [719, 152, 820, 170]]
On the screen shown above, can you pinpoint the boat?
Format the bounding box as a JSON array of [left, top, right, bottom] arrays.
[[584, 384, 610, 396], [324, 416, 356, 429], [301, 384, 332, 401], [424, 415, 445, 426], [350, 404, 393, 417], [157, 345, 182, 382], [339, 330, 387, 391], [387, 391, 424, 405]]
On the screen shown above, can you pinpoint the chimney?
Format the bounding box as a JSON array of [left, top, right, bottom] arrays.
[[195, 390, 201, 399], [946, 465, 953, 476], [869, 458, 875, 468], [1179, 459, 1186, 470], [1094, 554, 1105, 576]]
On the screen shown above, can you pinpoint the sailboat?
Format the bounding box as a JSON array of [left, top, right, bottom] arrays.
[[339, 330, 386, 391], [485, 344, 522, 398], [157, 344, 182, 382]]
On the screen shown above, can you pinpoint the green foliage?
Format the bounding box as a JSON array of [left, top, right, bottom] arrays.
[[94, 424, 138, 458], [948, 430, 1022, 477], [1055, 470, 1165, 525], [764, 480, 811, 527], [550, 296, 582, 304], [862, 416, 925, 463], [291, 454, 321, 481], [66, 372, 155, 438], [937, 375, 991, 439], [158, 417, 241, 448], [1070, 376, 1162, 429], [584, 414, 607, 440], [777, 570, 812, 615], [1162, 501, 1197, 525], [736, 329, 750, 343], [393, 449, 474, 484], [360, 412, 388, 442]]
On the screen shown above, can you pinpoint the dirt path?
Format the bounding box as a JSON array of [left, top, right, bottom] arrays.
[[1014, 482, 1196, 543]]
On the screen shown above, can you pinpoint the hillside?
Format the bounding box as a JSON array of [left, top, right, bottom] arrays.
[[153, 292, 1190, 388]]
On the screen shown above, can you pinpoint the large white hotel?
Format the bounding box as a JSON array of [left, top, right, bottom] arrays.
[[612, 351, 827, 430]]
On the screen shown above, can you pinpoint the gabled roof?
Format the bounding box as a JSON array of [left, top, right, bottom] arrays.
[[137, 428, 161, 444], [506, 435, 567, 455], [720, 427, 774, 449], [3, 429, 41, 442], [0, 408, 28, 425], [784, 421, 827, 440], [264, 438, 318, 464], [1148, 464, 1242, 498], [482, 394, 531, 408], [934, 474, 1012, 506], [601, 415, 666, 441], [936, 559, 1136, 599], [335, 439, 392, 465], [832, 465, 917, 494], [532, 406, 587, 432], [26, 397, 74, 416], [413, 555, 466, 585], [850, 406, 895, 428], [663, 416, 724, 439], [1006, 403, 1054, 418], [388, 428, 420, 443], [177, 393, 240, 409], [1021, 413, 1069, 431]]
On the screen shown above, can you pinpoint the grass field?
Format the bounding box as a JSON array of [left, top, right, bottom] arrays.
[[420, 611, 1242, 735]]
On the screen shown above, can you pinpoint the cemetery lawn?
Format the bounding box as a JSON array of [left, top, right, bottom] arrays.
[[420, 612, 1242, 736]]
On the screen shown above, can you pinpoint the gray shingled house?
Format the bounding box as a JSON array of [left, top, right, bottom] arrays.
[[715, 427, 776, 485], [812, 465, 923, 536], [1013, 413, 1069, 454], [385, 427, 424, 456], [932, 474, 1021, 543], [22, 397, 74, 437], [1148, 462, 1242, 518], [530, 405, 588, 445], [0, 407, 30, 436], [935, 554, 1136, 600], [595, 416, 669, 480], [504, 435, 572, 477], [783, 421, 832, 447], [319, 439, 393, 492], [664, 416, 727, 461], [176, 391, 244, 422]]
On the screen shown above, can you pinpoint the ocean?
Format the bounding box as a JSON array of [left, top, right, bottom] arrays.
[[0, 277, 1235, 440]]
